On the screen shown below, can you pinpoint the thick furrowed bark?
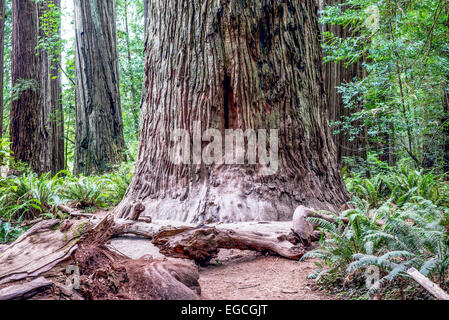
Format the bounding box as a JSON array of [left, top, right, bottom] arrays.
[[116, 0, 350, 223], [73, 0, 125, 175], [35, 0, 64, 174], [10, 0, 39, 165], [320, 0, 366, 162], [0, 0, 5, 139]]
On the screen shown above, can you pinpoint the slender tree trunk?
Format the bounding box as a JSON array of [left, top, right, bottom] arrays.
[[443, 6, 449, 172], [35, 0, 64, 174], [73, 0, 126, 175], [10, 0, 39, 165], [124, 1, 139, 134], [116, 0, 350, 223], [319, 0, 366, 163], [143, 0, 149, 34], [443, 87, 449, 172], [0, 0, 5, 139]]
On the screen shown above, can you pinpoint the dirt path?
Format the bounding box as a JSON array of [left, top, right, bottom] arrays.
[[199, 249, 335, 300]]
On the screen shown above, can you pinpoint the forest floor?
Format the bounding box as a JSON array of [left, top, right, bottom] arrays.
[[198, 249, 336, 300]]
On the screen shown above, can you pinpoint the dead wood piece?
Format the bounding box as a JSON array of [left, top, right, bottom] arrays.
[[407, 268, 449, 300], [152, 226, 305, 265], [128, 203, 146, 221], [57, 204, 95, 219], [20, 218, 44, 228], [74, 244, 200, 300], [0, 215, 201, 300], [111, 218, 161, 239], [0, 277, 53, 300], [0, 219, 92, 284]]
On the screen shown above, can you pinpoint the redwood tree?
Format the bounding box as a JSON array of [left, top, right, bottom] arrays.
[[319, 0, 366, 162], [143, 0, 149, 33], [443, 6, 449, 172], [116, 0, 350, 223], [0, 0, 5, 139], [36, 0, 64, 174], [73, 0, 125, 175], [10, 0, 39, 165]]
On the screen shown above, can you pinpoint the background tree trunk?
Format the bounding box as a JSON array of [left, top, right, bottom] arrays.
[[443, 5, 449, 172], [116, 0, 350, 223], [444, 85, 449, 172], [35, 0, 64, 174], [143, 0, 149, 34], [0, 0, 5, 139], [319, 0, 367, 163], [73, 0, 125, 175], [124, 0, 139, 135], [10, 0, 39, 165]]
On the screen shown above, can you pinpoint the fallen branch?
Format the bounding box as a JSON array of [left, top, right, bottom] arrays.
[[407, 268, 449, 300], [57, 204, 95, 219]]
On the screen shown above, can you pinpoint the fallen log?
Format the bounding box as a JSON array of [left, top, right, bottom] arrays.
[[0, 215, 201, 300], [152, 225, 306, 265], [0, 277, 53, 300], [407, 268, 449, 300], [0, 219, 87, 284]]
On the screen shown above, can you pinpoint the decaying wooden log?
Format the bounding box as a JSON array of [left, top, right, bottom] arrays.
[[152, 225, 306, 265], [0, 277, 53, 300], [0, 219, 90, 284], [0, 215, 200, 300], [407, 268, 449, 300]]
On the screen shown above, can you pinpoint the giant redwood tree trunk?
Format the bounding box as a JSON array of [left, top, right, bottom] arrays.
[[116, 0, 350, 223], [10, 0, 39, 165], [73, 0, 125, 175], [35, 0, 65, 174]]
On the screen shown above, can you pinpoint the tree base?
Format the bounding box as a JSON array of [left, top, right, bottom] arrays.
[[116, 167, 343, 223]]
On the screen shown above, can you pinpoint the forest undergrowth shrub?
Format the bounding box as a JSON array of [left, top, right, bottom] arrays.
[[305, 161, 449, 299], [0, 163, 134, 243]]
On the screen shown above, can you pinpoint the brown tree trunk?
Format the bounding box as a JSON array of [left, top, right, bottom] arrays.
[[143, 0, 149, 34], [444, 76, 449, 173], [319, 0, 367, 163], [73, 0, 125, 175], [0, 0, 5, 139], [443, 7, 449, 173], [124, 0, 139, 135], [10, 0, 39, 165], [116, 1, 350, 223], [35, 0, 64, 174]]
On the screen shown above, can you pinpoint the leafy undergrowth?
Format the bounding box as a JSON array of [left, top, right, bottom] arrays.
[[0, 161, 134, 244], [303, 158, 449, 300]]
